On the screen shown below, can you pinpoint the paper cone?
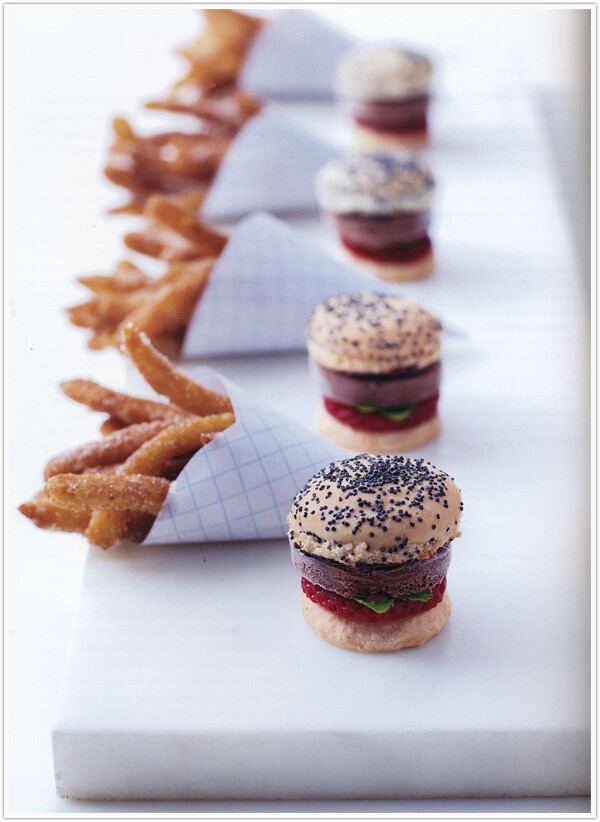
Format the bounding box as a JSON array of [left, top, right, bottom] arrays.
[[200, 109, 339, 221], [239, 10, 356, 100], [145, 370, 344, 544], [182, 212, 390, 358]]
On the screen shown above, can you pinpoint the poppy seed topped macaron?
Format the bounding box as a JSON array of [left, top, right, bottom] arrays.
[[335, 45, 433, 150], [307, 293, 443, 453], [316, 153, 435, 281], [288, 453, 462, 652]]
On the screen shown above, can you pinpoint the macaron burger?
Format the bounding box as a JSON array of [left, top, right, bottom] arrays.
[[307, 293, 442, 453], [316, 152, 435, 282], [288, 454, 462, 652], [335, 45, 433, 151]]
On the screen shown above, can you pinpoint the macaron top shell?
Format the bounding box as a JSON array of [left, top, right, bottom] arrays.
[[306, 292, 442, 375], [287, 454, 462, 566], [316, 152, 435, 216], [335, 45, 432, 102]]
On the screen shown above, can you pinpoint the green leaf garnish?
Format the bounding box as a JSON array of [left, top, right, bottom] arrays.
[[383, 406, 415, 421], [353, 590, 433, 611], [405, 590, 433, 602], [353, 597, 395, 613], [353, 403, 416, 421]]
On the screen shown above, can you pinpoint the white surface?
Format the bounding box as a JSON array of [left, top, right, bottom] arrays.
[[6, 5, 591, 813]]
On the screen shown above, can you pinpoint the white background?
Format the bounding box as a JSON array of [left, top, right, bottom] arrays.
[[6, 5, 592, 813]]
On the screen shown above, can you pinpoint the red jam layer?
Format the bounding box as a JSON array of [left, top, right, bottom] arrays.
[[324, 393, 439, 433], [353, 95, 429, 134], [302, 577, 446, 623], [316, 361, 441, 408], [342, 235, 432, 263], [334, 211, 430, 249]]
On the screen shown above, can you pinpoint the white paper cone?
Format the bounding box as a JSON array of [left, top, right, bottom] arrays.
[[144, 370, 344, 545], [200, 109, 339, 221], [182, 212, 391, 358], [239, 10, 356, 100]]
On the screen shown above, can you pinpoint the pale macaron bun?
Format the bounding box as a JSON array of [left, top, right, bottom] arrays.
[[301, 592, 451, 652], [341, 243, 435, 282], [316, 153, 435, 283], [317, 403, 441, 454], [288, 453, 462, 652], [335, 46, 433, 152], [336, 46, 433, 102], [307, 293, 443, 453], [353, 122, 430, 153]]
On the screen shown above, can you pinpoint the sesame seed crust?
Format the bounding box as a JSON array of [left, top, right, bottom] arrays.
[[306, 293, 442, 374], [335, 45, 432, 102], [287, 454, 462, 567], [315, 152, 434, 216]]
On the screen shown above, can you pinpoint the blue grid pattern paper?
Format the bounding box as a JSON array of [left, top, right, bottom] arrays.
[[145, 372, 345, 545], [200, 109, 339, 221], [182, 212, 399, 358], [240, 11, 356, 100]]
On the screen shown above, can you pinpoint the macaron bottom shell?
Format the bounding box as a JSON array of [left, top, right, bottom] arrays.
[[341, 242, 435, 282], [301, 592, 451, 652], [352, 122, 429, 152], [317, 403, 441, 453]]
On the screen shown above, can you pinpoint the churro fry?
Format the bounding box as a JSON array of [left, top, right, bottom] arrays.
[[122, 325, 233, 415], [160, 452, 197, 481], [85, 509, 127, 550], [77, 262, 150, 294], [43, 420, 174, 479], [87, 328, 117, 351], [114, 262, 213, 342], [121, 415, 232, 476], [68, 292, 151, 332], [45, 473, 170, 515], [124, 512, 156, 544], [103, 10, 262, 213], [146, 196, 228, 254], [100, 417, 127, 436], [59, 379, 190, 423], [145, 89, 260, 133], [174, 10, 264, 91], [105, 118, 228, 209], [123, 225, 204, 263], [151, 331, 187, 359], [85, 414, 229, 548], [123, 197, 227, 263], [66, 301, 105, 330], [18, 493, 90, 534], [204, 9, 264, 40]]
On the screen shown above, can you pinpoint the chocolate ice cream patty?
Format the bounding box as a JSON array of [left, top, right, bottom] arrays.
[[291, 541, 451, 601], [353, 95, 429, 135], [316, 360, 441, 408], [333, 210, 430, 249]]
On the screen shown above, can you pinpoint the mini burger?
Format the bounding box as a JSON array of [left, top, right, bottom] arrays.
[[288, 454, 462, 652], [316, 153, 435, 282], [307, 293, 442, 453], [335, 45, 432, 151]]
